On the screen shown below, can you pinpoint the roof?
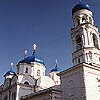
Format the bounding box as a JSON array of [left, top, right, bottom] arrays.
[[50, 61, 60, 72], [51, 68, 58, 72], [18, 52, 44, 65], [58, 63, 100, 76], [72, 2, 91, 14], [51, 65, 59, 72], [21, 87, 62, 100]]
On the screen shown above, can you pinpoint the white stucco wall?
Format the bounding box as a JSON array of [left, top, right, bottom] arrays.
[[60, 66, 86, 100], [83, 65, 100, 100]]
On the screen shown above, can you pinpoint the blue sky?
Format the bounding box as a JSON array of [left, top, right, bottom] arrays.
[[0, 0, 100, 84]]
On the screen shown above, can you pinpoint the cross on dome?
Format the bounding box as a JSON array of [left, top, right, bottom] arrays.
[[32, 44, 37, 54], [24, 50, 28, 55], [18, 44, 44, 65], [50, 59, 59, 72], [10, 62, 14, 71], [55, 59, 58, 68]]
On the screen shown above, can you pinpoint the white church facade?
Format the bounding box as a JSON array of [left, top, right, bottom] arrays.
[[0, 44, 61, 100], [0, 2, 100, 100]]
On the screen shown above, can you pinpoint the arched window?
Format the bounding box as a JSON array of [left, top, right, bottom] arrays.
[[82, 17, 86, 23], [89, 17, 92, 24], [12, 92, 16, 100], [17, 66, 20, 74], [24, 81, 29, 85], [75, 35, 82, 50], [78, 58, 80, 63], [99, 57, 100, 62], [25, 67, 28, 73], [4, 95, 7, 100], [14, 92, 16, 100], [93, 34, 99, 49], [77, 18, 80, 26], [89, 51, 92, 60], [37, 70, 40, 76]]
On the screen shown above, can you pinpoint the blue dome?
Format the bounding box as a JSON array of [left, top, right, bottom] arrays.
[[51, 68, 58, 72], [72, 3, 91, 14], [50, 64, 59, 72], [18, 53, 44, 65], [4, 70, 16, 77]]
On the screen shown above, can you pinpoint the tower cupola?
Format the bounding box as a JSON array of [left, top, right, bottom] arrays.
[[18, 53, 44, 65], [16, 44, 46, 79], [72, 2, 91, 14], [49, 60, 61, 85], [72, 2, 94, 27], [18, 44, 44, 65], [71, 2, 100, 66], [50, 59, 59, 72]]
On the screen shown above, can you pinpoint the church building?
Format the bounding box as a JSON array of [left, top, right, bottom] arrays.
[[0, 2, 100, 100], [0, 44, 60, 100]]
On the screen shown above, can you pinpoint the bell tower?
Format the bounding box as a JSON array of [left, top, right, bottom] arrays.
[[58, 2, 100, 100], [71, 2, 100, 66]]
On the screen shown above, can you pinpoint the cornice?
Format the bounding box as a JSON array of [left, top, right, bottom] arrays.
[[58, 63, 100, 76]]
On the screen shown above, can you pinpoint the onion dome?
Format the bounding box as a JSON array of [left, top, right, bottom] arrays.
[[18, 53, 44, 65], [18, 44, 44, 65], [50, 59, 59, 72], [72, 2, 91, 14], [4, 62, 16, 77], [4, 70, 16, 77], [51, 67, 58, 72], [4, 67, 16, 78]]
